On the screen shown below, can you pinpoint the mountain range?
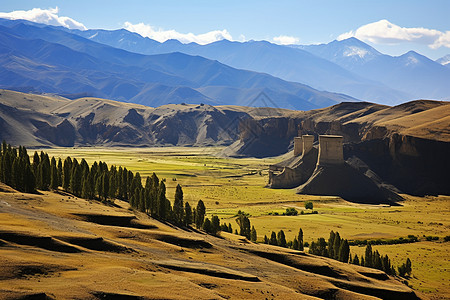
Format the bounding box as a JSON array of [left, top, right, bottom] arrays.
[[70, 27, 450, 105], [0, 19, 354, 111], [1, 18, 449, 108]]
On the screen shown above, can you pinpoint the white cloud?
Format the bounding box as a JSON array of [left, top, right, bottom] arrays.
[[272, 35, 300, 45], [0, 7, 87, 30], [338, 19, 450, 49], [124, 21, 232, 45]]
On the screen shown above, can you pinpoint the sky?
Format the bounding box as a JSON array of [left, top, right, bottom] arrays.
[[1, 0, 449, 60]]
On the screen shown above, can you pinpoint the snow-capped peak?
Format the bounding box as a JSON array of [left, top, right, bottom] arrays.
[[343, 46, 369, 58]]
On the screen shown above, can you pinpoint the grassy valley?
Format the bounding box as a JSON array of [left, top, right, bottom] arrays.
[[32, 146, 450, 298]]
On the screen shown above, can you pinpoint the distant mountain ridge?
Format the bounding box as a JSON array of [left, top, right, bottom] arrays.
[[0, 19, 356, 110], [70, 27, 412, 105], [65, 25, 450, 104]]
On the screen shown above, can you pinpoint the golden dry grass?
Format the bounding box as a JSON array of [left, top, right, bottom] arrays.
[[28, 146, 450, 299]]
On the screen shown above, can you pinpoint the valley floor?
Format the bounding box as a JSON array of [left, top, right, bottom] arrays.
[[2, 146, 448, 299]]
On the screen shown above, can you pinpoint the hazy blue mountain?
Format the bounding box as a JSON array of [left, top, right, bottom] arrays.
[[0, 21, 356, 110], [68, 27, 411, 105], [302, 38, 450, 101]]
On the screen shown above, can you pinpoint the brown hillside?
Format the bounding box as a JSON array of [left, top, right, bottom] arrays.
[[0, 183, 420, 300]]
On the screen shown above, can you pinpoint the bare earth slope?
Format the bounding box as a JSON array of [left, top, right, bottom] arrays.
[[0, 183, 420, 299]]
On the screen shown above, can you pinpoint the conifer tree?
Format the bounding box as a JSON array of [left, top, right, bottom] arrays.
[[150, 172, 159, 215], [328, 231, 336, 258], [57, 158, 63, 187], [196, 200, 206, 228], [211, 215, 220, 235], [157, 181, 167, 219], [32, 151, 40, 177], [50, 157, 58, 190], [352, 254, 360, 265], [338, 239, 350, 263], [298, 228, 304, 251], [101, 171, 110, 201], [173, 184, 184, 225], [293, 237, 299, 250], [63, 157, 72, 191], [250, 226, 257, 242], [269, 231, 278, 245], [39, 152, 51, 190], [203, 217, 212, 233], [184, 202, 192, 226], [333, 232, 341, 259], [365, 243, 373, 267], [277, 230, 287, 247]]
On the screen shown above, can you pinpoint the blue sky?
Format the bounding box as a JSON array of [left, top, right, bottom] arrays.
[[1, 0, 449, 59]]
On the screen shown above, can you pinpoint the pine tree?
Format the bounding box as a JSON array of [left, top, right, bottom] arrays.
[[39, 153, 51, 190], [338, 239, 350, 263], [203, 217, 212, 234], [277, 230, 287, 247], [196, 200, 206, 228], [50, 157, 58, 190], [63, 157, 72, 191], [157, 181, 167, 219], [352, 254, 360, 265], [57, 158, 63, 187], [328, 231, 336, 258], [298, 228, 304, 251], [184, 202, 192, 226], [102, 171, 110, 201], [405, 258, 412, 276], [235, 211, 251, 239], [211, 215, 220, 235], [70, 160, 81, 196], [269, 231, 277, 245], [293, 237, 299, 250], [173, 184, 184, 225], [250, 226, 257, 242], [32, 151, 40, 177], [333, 232, 341, 259], [365, 243, 373, 267], [264, 235, 269, 244]]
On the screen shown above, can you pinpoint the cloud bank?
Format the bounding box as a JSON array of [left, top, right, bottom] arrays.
[[124, 21, 232, 44], [0, 7, 303, 46], [0, 7, 87, 30], [338, 19, 450, 49], [272, 35, 300, 45]]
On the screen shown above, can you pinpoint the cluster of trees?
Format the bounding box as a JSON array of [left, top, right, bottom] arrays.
[[235, 211, 257, 242], [309, 231, 350, 263], [263, 228, 304, 251], [348, 243, 411, 277], [349, 235, 418, 246], [0, 142, 36, 193]]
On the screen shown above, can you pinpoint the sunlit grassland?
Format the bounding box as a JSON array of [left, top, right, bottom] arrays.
[[39, 146, 450, 296]]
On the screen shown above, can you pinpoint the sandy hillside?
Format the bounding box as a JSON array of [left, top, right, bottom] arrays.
[[0, 183, 421, 299]]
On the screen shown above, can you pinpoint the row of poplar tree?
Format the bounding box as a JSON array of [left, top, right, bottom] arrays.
[[0, 142, 208, 226], [309, 230, 411, 277]]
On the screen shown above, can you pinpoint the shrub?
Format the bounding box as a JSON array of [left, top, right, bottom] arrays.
[[285, 207, 298, 216], [304, 201, 313, 210]]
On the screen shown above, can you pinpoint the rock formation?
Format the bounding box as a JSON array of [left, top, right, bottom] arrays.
[[269, 134, 403, 204], [268, 135, 317, 189]]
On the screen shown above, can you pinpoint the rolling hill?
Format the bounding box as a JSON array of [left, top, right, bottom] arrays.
[[0, 182, 421, 299], [1, 89, 448, 196]]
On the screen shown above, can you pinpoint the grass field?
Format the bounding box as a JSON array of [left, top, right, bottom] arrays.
[[38, 146, 450, 298]]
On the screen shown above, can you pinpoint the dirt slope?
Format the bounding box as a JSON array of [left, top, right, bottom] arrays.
[[0, 183, 420, 299]]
